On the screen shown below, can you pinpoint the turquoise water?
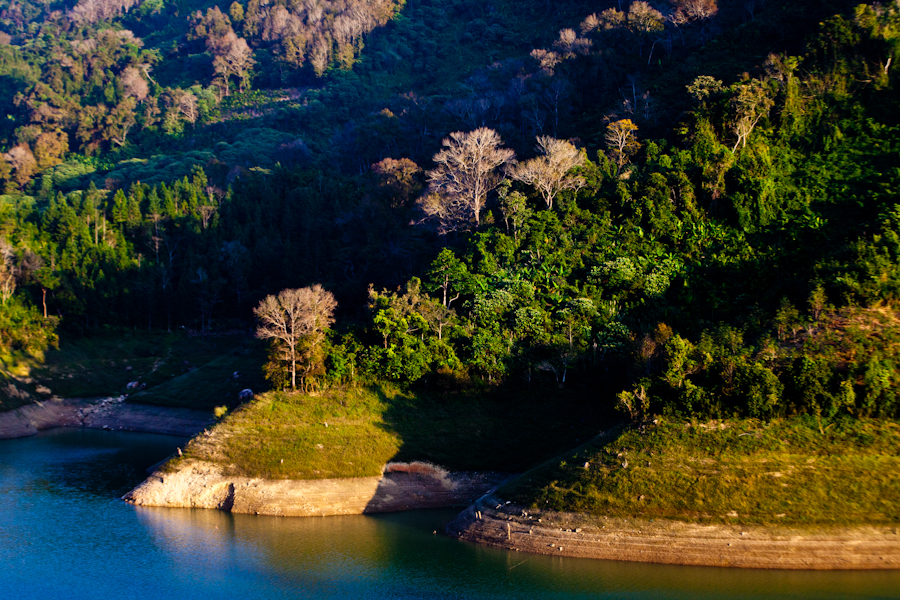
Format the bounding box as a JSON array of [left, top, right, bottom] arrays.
[[1, 429, 899, 599]]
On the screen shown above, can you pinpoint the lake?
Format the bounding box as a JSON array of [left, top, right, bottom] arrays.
[[0, 428, 898, 599]]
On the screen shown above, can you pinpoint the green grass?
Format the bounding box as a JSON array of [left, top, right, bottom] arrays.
[[171, 383, 612, 479], [25, 330, 267, 409], [502, 416, 900, 527]]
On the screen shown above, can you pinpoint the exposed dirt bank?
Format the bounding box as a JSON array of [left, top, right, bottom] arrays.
[[124, 459, 506, 516], [0, 397, 214, 439], [447, 499, 900, 570]]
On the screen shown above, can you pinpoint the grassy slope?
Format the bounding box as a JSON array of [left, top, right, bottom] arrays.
[[170, 383, 611, 478], [17, 331, 268, 410], [502, 417, 900, 527]]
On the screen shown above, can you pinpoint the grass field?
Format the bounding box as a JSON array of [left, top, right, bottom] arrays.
[[169, 383, 613, 478], [502, 417, 900, 527]]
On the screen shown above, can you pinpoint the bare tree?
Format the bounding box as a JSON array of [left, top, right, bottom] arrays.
[[121, 67, 149, 102], [225, 36, 256, 93], [68, 0, 140, 25], [211, 31, 256, 95], [3, 144, 37, 187], [255, 285, 337, 391], [0, 238, 17, 304], [509, 136, 585, 209], [422, 128, 515, 231], [674, 0, 719, 22], [604, 119, 641, 174], [730, 80, 773, 152], [310, 34, 330, 77], [177, 90, 199, 124]]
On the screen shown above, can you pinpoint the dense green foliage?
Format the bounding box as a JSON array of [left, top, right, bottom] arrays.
[[1, 0, 899, 430]]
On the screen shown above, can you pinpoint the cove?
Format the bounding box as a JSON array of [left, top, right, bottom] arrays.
[[1, 429, 899, 600]]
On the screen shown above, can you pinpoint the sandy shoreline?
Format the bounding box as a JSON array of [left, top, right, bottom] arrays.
[[0, 397, 214, 439], [447, 498, 900, 570]]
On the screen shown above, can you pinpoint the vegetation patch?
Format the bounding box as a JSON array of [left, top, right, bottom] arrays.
[[171, 383, 610, 479], [503, 417, 900, 527]]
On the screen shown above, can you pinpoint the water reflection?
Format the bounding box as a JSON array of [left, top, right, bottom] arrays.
[[0, 428, 898, 600]]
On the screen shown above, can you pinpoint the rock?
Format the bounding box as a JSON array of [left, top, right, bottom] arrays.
[[238, 389, 254, 400], [233, 371, 240, 379], [126, 381, 140, 390]]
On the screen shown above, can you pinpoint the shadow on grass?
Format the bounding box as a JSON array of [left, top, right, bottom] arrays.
[[371, 382, 618, 474], [357, 382, 618, 514]]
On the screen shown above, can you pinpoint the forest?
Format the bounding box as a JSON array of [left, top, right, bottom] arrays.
[[0, 0, 899, 428]]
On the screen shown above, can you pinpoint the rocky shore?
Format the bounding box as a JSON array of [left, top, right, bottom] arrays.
[[0, 397, 214, 439], [447, 498, 900, 570], [124, 459, 506, 516]]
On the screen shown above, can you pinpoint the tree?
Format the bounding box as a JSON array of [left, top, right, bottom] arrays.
[[121, 67, 149, 103], [212, 33, 256, 95], [508, 136, 585, 209], [372, 157, 423, 208], [672, 0, 718, 23], [255, 285, 337, 391], [177, 90, 199, 124], [730, 80, 773, 152], [0, 238, 17, 304], [3, 144, 37, 187], [604, 119, 640, 174], [422, 127, 515, 230]]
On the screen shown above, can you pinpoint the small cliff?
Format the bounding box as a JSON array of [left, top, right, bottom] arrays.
[[124, 459, 505, 516]]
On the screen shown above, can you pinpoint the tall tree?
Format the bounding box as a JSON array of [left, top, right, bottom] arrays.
[[508, 136, 585, 209], [422, 127, 515, 231], [604, 119, 640, 174], [255, 285, 337, 391]]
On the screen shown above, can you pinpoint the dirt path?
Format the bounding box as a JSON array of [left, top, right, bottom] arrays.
[[447, 498, 900, 570], [0, 397, 214, 439]]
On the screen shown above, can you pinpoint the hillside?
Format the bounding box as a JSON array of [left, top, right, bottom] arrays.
[[0, 0, 898, 540]]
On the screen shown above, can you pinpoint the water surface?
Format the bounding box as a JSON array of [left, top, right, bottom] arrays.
[[0, 428, 898, 599]]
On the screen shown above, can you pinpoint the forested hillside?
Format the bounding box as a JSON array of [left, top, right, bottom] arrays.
[[1, 0, 899, 429]]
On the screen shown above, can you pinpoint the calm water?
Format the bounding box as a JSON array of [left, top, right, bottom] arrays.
[[0, 429, 898, 599]]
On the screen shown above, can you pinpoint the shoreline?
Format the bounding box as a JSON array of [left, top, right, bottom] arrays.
[[0, 397, 214, 439], [8, 400, 898, 570], [447, 498, 900, 570], [124, 458, 507, 516]]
